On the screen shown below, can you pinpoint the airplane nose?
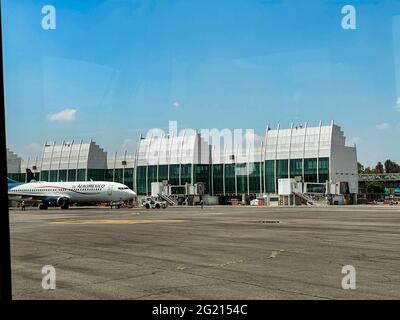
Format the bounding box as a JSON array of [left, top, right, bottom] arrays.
[[125, 189, 135, 199]]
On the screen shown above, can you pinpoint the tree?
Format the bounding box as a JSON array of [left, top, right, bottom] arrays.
[[375, 162, 384, 174], [365, 181, 385, 194], [357, 162, 364, 174], [384, 159, 400, 173], [364, 167, 375, 174]]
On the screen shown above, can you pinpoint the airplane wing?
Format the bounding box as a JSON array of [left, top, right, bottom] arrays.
[[8, 193, 50, 201]]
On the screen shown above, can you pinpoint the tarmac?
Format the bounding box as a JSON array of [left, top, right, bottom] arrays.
[[8, 205, 400, 299]]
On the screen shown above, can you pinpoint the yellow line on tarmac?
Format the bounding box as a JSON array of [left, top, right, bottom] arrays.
[[49, 219, 185, 225]]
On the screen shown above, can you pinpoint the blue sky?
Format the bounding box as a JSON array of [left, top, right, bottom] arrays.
[[2, 0, 400, 166]]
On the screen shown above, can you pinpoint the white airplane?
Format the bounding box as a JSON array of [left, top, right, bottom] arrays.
[[8, 173, 136, 210]]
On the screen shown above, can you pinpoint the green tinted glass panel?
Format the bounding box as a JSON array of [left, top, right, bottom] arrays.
[[181, 164, 192, 185], [59, 170, 67, 182], [212, 164, 223, 195], [136, 166, 147, 195], [265, 160, 275, 193], [194, 164, 210, 193], [290, 159, 302, 178], [306, 183, 326, 193], [304, 158, 318, 182], [318, 157, 329, 182], [236, 163, 247, 194], [124, 168, 134, 189], [276, 160, 288, 180], [67, 170, 76, 182], [41, 170, 49, 181], [114, 169, 123, 183], [77, 169, 86, 181], [225, 164, 236, 194], [87, 169, 104, 181], [8, 173, 25, 182], [158, 165, 168, 182], [249, 162, 261, 194], [50, 170, 58, 182], [105, 169, 114, 181], [169, 165, 180, 185], [147, 166, 157, 188]]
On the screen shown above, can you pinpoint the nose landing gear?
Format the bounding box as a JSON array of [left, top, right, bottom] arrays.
[[39, 203, 48, 210]]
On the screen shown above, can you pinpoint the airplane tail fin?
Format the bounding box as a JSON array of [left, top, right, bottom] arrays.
[[26, 168, 36, 182]]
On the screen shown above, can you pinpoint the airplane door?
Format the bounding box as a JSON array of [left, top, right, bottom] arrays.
[[107, 185, 112, 196]]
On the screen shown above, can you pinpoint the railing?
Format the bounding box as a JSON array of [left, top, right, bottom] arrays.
[[293, 192, 315, 206], [359, 173, 400, 181], [159, 194, 177, 206]]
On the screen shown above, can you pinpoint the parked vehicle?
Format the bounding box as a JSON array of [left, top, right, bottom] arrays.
[[141, 197, 168, 209]]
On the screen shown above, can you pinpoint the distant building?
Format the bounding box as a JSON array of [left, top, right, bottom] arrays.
[[39, 140, 107, 183], [134, 132, 210, 195], [6, 148, 22, 181], [359, 173, 400, 200]]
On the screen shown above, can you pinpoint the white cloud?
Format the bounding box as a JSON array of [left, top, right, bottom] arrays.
[[375, 123, 389, 130], [172, 101, 180, 108], [48, 108, 77, 122]]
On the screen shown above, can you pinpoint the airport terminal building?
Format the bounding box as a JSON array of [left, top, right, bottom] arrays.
[[7, 121, 359, 205], [134, 122, 358, 204], [7, 140, 135, 190]]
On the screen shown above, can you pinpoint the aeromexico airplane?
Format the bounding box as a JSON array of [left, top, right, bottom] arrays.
[[7, 170, 136, 210]]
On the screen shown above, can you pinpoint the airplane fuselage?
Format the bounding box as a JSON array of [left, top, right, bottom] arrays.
[[8, 181, 136, 209]]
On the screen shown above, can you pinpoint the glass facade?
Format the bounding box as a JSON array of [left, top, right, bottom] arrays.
[[87, 169, 104, 181], [136, 166, 147, 195], [50, 170, 58, 182], [193, 164, 210, 193], [276, 160, 289, 185], [169, 165, 180, 186], [13, 157, 330, 196], [158, 165, 168, 182], [236, 163, 247, 194], [290, 159, 302, 178], [265, 160, 276, 193], [135, 164, 209, 195], [304, 158, 318, 183], [8, 173, 25, 182], [224, 164, 236, 194], [58, 169, 67, 182], [318, 157, 329, 182], [77, 169, 86, 181], [181, 164, 192, 185], [306, 183, 326, 193], [124, 168, 134, 189], [68, 170, 76, 182], [130, 157, 328, 196], [147, 166, 157, 189], [105, 169, 114, 182], [134, 157, 329, 195], [41, 170, 49, 181], [249, 162, 261, 194], [212, 164, 224, 195]]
